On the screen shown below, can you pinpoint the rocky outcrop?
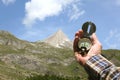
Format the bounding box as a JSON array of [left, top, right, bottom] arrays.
[[0, 30, 31, 49], [43, 29, 72, 48]]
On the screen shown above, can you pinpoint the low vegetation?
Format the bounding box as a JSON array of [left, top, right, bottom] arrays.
[[25, 74, 86, 80], [0, 30, 120, 80]]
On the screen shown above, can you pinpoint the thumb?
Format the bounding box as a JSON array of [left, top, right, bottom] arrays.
[[91, 33, 99, 44]]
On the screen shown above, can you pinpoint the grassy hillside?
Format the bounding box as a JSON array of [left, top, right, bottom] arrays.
[[0, 30, 120, 80], [0, 44, 120, 80], [0, 41, 88, 80], [102, 49, 120, 66]]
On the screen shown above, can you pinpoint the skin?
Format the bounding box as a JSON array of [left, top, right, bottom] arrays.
[[73, 30, 102, 65]]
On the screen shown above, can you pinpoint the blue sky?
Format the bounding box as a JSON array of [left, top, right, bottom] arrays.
[[0, 0, 120, 49]]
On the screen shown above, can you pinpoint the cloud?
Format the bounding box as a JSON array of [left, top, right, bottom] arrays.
[[1, 0, 16, 5], [23, 0, 84, 27], [68, 4, 85, 21], [104, 29, 120, 49]]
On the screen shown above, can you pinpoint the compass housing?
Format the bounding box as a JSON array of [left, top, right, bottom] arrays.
[[78, 21, 96, 56]]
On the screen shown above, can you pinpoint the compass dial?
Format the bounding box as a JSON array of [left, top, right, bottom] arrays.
[[78, 38, 92, 53]]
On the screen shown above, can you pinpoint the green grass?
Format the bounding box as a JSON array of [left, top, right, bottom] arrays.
[[0, 39, 120, 80], [25, 74, 86, 80]]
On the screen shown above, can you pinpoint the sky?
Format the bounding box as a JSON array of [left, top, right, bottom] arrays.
[[0, 0, 120, 49]]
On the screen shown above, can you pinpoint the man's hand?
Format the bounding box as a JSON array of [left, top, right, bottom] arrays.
[[73, 30, 102, 65]]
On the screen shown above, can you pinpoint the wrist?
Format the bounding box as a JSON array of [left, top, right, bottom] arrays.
[[85, 54, 97, 62], [82, 55, 94, 65]]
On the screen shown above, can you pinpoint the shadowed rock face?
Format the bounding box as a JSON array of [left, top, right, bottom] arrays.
[[43, 29, 72, 48], [0, 30, 30, 49]]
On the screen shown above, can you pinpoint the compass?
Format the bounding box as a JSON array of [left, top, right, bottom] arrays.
[[78, 21, 96, 56]]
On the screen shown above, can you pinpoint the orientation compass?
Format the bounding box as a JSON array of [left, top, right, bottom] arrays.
[[78, 21, 96, 56]]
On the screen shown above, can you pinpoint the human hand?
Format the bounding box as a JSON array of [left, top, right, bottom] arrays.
[[73, 30, 102, 65]]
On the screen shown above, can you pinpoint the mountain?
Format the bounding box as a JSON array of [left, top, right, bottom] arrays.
[[0, 30, 86, 80], [43, 29, 72, 48], [0, 30, 120, 80], [0, 30, 30, 49]]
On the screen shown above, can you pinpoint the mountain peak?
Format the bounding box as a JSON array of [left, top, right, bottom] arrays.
[[57, 29, 63, 33], [55, 29, 70, 41], [44, 30, 72, 48]]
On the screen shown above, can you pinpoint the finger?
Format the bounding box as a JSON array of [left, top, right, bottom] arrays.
[[73, 31, 80, 52], [75, 32, 79, 38], [75, 30, 83, 38], [74, 30, 83, 52], [91, 33, 102, 49], [73, 36, 79, 52], [78, 30, 83, 38]]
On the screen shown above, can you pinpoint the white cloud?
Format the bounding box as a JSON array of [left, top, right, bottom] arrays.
[[104, 29, 120, 49], [23, 0, 84, 27], [69, 4, 85, 21], [1, 0, 16, 5]]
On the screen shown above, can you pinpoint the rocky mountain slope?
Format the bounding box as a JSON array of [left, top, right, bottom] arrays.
[[0, 30, 29, 49], [0, 30, 120, 80], [43, 29, 72, 48], [0, 30, 85, 80]]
